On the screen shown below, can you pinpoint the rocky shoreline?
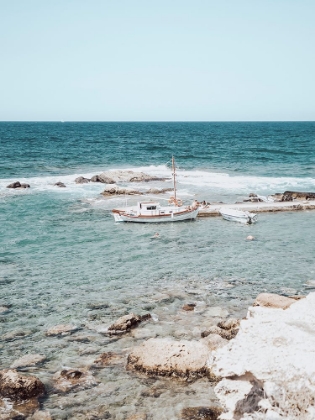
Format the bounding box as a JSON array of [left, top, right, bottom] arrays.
[[1, 291, 313, 419]]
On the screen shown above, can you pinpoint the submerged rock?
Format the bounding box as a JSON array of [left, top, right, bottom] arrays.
[[180, 406, 222, 420], [53, 368, 98, 393], [0, 369, 45, 400], [1, 329, 33, 342], [10, 354, 46, 369], [108, 313, 151, 334], [93, 352, 122, 367], [75, 176, 90, 184], [46, 324, 79, 336], [254, 293, 295, 309], [127, 338, 211, 380], [182, 303, 196, 311]]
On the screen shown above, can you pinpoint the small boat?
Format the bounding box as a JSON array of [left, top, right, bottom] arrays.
[[220, 208, 257, 224], [112, 157, 199, 223]]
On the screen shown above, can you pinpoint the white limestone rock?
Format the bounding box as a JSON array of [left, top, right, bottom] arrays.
[[210, 293, 315, 419]]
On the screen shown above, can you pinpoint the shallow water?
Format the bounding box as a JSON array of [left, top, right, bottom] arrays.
[[1, 122, 315, 418]]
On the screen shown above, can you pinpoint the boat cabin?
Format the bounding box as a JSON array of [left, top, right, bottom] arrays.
[[137, 201, 164, 215]]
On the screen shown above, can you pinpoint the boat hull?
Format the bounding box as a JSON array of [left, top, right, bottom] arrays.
[[113, 208, 199, 223], [220, 209, 257, 224]]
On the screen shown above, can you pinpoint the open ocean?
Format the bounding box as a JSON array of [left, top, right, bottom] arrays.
[[1, 122, 315, 418]]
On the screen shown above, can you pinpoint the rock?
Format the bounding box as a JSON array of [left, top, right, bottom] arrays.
[[10, 354, 46, 369], [126, 415, 147, 420], [246, 235, 255, 241], [127, 338, 211, 379], [147, 187, 173, 194], [281, 191, 315, 201], [108, 313, 150, 334], [93, 352, 122, 367], [98, 170, 168, 183], [7, 181, 21, 188], [54, 182, 66, 187], [0, 306, 9, 314], [210, 293, 315, 419], [0, 369, 45, 400], [46, 324, 79, 336], [6, 181, 30, 189], [75, 176, 90, 184], [29, 410, 52, 420], [101, 185, 142, 196], [140, 386, 164, 398], [180, 406, 222, 420], [182, 303, 196, 311], [91, 174, 115, 183], [234, 381, 264, 418], [201, 334, 228, 351], [254, 293, 295, 309], [1, 329, 32, 342], [249, 193, 258, 198], [53, 368, 98, 393], [201, 325, 238, 340], [217, 318, 240, 330]]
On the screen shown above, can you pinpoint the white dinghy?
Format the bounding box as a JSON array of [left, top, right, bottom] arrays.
[[220, 208, 257, 224], [112, 157, 199, 223]]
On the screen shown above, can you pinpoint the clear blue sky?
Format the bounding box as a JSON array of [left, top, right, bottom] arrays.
[[1, 0, 314, 121]]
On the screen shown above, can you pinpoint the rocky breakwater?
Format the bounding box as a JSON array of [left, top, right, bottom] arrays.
[[208, 292, 315, 419], [75, 170, 169, 185]]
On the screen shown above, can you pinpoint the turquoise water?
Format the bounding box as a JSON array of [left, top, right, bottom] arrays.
[[1, 122, 315, 418]]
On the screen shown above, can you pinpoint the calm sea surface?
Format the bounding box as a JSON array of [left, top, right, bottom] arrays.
[[1, 122, 315, 418]]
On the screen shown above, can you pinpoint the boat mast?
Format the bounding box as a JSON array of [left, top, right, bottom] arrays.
[[172, 156, 177, 204]]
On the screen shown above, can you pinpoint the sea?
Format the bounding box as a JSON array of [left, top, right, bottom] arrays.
[[1, 122, 315, 419]]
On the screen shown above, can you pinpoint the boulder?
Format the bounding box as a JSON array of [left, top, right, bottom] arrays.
[[10, 354, 46, 369], [29, 410, 52, 420], [6, 181, 30, 189], [91, 174, 115, 184], [46, 324, 79, 336], [254, 293, 295, 310], [108, 313, 150, 334], [0, 306, 9, 314], [53, 368, 97, 393], [0, 369, 45, 400], [75, 176, 90, 184], [54, 182, 66, 187], [1, 329, 32, 342], [127, 338, 211, 379], [7, 181, 21, 188], [180, 406, 222, 420], [101, 185, 142, 196]]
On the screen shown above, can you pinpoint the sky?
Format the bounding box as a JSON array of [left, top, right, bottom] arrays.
[[0, 0, 314, 121]]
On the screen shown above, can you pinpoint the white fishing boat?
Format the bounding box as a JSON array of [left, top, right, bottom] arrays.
[[220, 208, 257, 224], [112, 157, 199, 223]]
